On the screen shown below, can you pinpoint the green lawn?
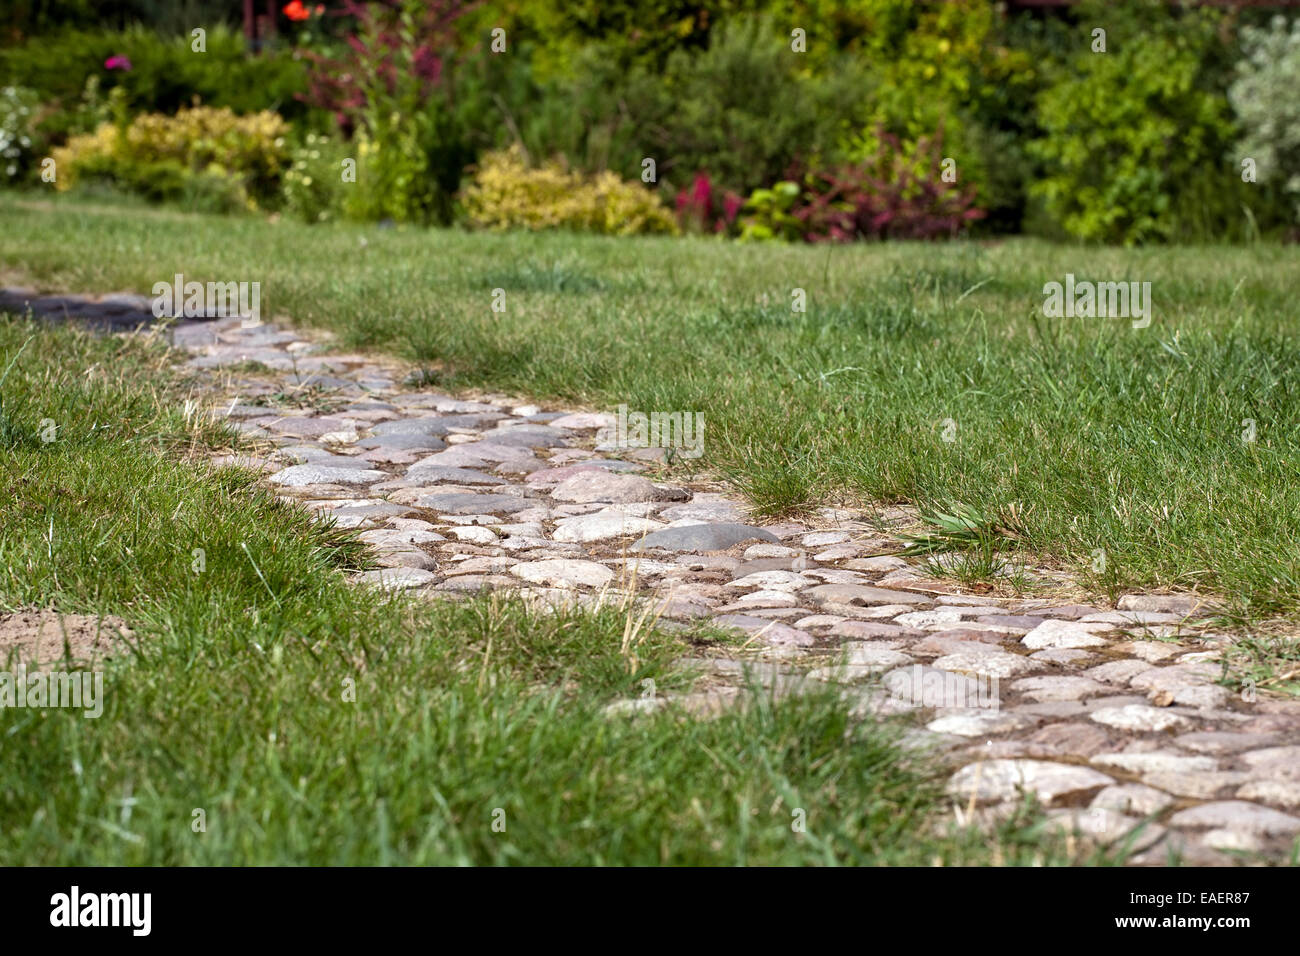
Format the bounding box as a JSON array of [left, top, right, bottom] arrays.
[[4, 195, 1299, 622], [0, 315, 1115, 865]]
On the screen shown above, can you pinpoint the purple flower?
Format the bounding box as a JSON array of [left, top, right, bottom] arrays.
[[105, 55, 133, 71]]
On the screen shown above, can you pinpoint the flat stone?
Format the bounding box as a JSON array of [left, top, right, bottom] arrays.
[[356, 433, 447, 451], [1090, 783, 1176, 816], [353, 567, 438, 590], [549, 470, 661, 503], [552, 511, 664, 543], [894, 608, 965, 628], [1240, 745, 1300, 776], [657, 499, 747, 523], [794, 614, 845, 629], [1142, 771, 1249, 800], [976, 614, 1046, 629], [1175, 732, 1277, 755], [511, 559, 614, 589], [1168, 801, 1300, 836], [710, 615, 814, 647], [267, 464, 387, 486], [947, 760, 1114, 807], [416, 493, 532, 515], [404, 466, 499, 485], [1236, 780, 1300, 809], [828, 621, 919, 640], [371, 417, 456, 436], [912, 633, 1006, 656], [927, 711, 1035, 737], [1029, 648, 1095, 665], [1128, 661, 1219, 693], [726, 570, 812, 592], [1020, 619, 1114, 649], [807, 584, 929, 607], [1018, 721, 1114, 758], [631, 523, 780, 553], [549, 412, 615, 430], [881, 664, 993, 709], [258, 416, 356, 438], [1090, 704, 1195, 733], [1085, 659, 1154, 685], [1011, 675, 1110, 702], [933, 650, 1042, 680], [1092, 752, 1219, 775]]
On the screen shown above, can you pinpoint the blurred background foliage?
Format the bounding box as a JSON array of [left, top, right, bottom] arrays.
[[2, 0, 1298, 243]]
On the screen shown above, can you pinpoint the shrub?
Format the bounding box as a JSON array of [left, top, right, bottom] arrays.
[[838, 0, 1038, 232], [738, 181, 802, 241], [51, 105, 289, 210], [0, 25, 310, 120], [1029, 2, 1242, 244], [460, 145, 677, 235], [792, 128, 983, 242], [0, 86, 42, 182], [299, 0, 477, 224], [675, 173, 744, 236], [280, 132, 351, 223], [1231, 15, 1300, 225], [632, 15, 873, 197]]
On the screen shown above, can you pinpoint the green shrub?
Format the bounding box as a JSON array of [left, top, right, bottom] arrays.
[[0, 86, 43, 183], [51, 105, 289, 211], [1231, 15, 1300, 226], [631, 15, 873, 196], [739, 181, 802, 241], [1029, 1, 1247, 244], [0, 25, 310, 121], [460, 145, 677, 235], [281, 133, 352, 224]]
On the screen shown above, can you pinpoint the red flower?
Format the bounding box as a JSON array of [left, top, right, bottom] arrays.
[[104, 54, 132, 71], [283, 1, 310, 21]]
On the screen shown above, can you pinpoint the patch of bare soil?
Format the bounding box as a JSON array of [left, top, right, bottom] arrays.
[[0, 610, 134, 667]]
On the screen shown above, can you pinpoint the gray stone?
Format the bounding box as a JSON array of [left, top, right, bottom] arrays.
[[511, 559, 614, 589], [1236, 780, 1300, 809], [416, 493, 533, 515], [630, 523, 780, 553], [371, 417, 454, 436], [1011, 675, 1110, 702], [1090, 783, 1175, 816], [1168, 801, 1300, 836], [933, 651, 1043, 679], [927, 711, 1035, 737], [267, 464, 387, 487], [1090, 704, 1195, 733], [947, 759, 1113, 807], [710, 615, 814, 647], [1020, 619, 1113, 649], [353, 567, 438, 590], [552, 511, 664, 543], [356, 433, 446, 451], [807, 584, 929, 607], [404, 466, 499, 485], [550, 470, 661, 503]]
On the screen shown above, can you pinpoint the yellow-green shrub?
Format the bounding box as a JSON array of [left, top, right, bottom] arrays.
[[52, 106, 289, 210], [460, 146, 676, 236]]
